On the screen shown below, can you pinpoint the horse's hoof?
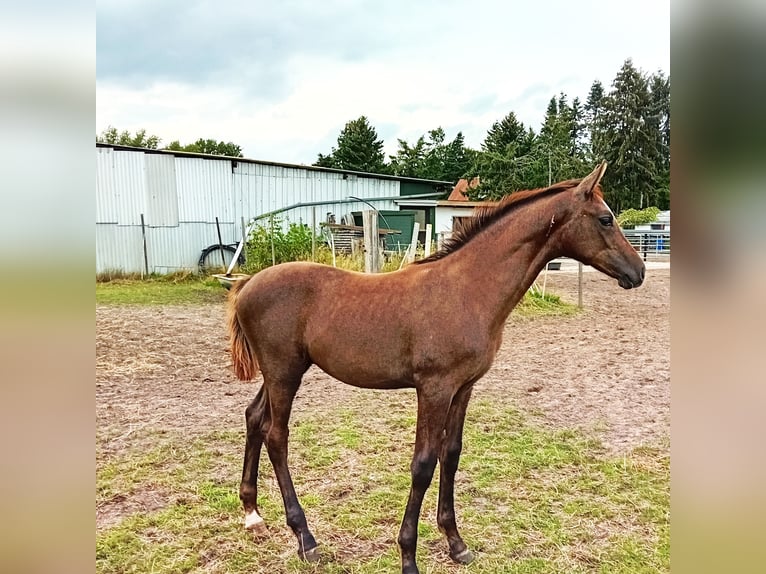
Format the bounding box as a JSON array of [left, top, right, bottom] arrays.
[[245, 521, 268, 538], [450, 547, 475, 565], [299, 546, 321, 563]]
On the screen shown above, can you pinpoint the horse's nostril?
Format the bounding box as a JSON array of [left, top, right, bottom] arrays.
[[640, 266, 646, 281]]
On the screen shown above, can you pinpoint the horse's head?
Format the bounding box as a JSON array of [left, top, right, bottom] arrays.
[[559, 162, 646, 289]]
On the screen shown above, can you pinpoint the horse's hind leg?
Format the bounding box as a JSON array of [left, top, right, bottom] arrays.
[[437, 384, 474, 565], [261, 366, 320, 562], [240, 386, 269, 536]]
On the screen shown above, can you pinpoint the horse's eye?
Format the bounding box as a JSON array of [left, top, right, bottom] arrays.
[[599, 215, 613, 227]]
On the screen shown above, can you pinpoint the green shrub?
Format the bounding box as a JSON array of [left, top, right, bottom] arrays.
[[617, 206, 661, 228], [243, 218, 412, 274], [243, 216, 323, 273]]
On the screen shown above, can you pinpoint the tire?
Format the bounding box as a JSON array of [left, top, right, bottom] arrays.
[[198, 244, 244, 274]]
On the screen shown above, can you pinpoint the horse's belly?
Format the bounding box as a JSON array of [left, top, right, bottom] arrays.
[[311, 355, 414, 390]]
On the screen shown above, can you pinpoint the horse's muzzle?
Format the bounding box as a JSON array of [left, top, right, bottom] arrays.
[[618, 265, 645, 289]]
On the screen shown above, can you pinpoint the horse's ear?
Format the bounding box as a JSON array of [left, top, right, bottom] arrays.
[[576, 161, 608, 199]]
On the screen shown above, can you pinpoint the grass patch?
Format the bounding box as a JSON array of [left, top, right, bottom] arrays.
[[97, 400, 667, 573], [96, 273, 226, 305], [515, 286, 579, 317]]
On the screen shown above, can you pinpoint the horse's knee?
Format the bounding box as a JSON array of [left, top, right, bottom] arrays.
[[245, 402, 263, 427], [246, 407, 271, 443], [440, 443, 463, 474], [410, 453, 437, 490], [444, 439, 463, 461], [265, 424, 288, 445], [397, 530, 412, 551]]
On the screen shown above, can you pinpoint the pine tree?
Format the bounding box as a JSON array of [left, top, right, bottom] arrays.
[[420, 128, 447, 180], [467, 63, 668, 206], [482, 112, 528, 156], [585, 81, 605, 116], [647, 71, 670, 209], [569, 97, 586, 157], [534, 93, 587, 186], [390, 129, 473, 182], [314, 116, 388, 173], [585, 81, 606, 166], [441, 132, 472, 182], [539, 97, 561, 145], [389, 136, 428, 177], [648, 72, 670, 171], [598, 59, 657, 211]]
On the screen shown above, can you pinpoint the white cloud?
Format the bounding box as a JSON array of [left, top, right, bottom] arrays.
[[96, 0, 669, 164]]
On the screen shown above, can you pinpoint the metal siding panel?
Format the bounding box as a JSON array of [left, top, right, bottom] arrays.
[[97, 222, 240, 274], [97, 149, 408, 273], [233, 163, 260, 226], [113, 151, 147, 225], [208, 160, 234, 223], [271, 166, 279, 213], [269, 167, 279, 215], [96, 147, 118, 223], [98, 152, 237, 273], [146, 222, 238, 272], [175, 157, 234, 222], [233, 171, 248, 227], [259, 165, 270, 216], [96, 224, 144, 273], [176, 158, 209, 221], [144, 154, 179, 226]]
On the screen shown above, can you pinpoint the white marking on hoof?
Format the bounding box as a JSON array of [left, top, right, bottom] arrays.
[[244, 510, 264, 530]]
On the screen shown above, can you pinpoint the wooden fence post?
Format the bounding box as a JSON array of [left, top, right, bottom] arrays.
[[363, 210, 380, 273], [405, 222, 421, 264]]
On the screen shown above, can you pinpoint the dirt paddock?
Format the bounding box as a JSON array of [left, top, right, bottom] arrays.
[[96, 268, 670, 464], [97, 266, 669, 462]]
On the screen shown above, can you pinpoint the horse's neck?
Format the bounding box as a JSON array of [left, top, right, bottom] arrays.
[[437, 197, 563, 330]]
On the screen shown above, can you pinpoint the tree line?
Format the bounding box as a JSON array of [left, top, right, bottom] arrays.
[[315, 59, 669, 212], [96, 126, 244, 158], [96, 59, 668, 213]]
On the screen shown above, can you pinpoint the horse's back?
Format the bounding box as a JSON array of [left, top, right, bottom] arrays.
[[236, 262, 342, 320]]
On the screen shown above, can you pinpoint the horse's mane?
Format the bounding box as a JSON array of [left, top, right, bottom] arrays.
[[415, 178, 602, 265]]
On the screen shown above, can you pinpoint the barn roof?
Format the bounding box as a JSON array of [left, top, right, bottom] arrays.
[[96, 142, 454, 187]]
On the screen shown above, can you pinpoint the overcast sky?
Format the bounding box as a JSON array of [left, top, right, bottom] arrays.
[[96, 0, 669, 165]]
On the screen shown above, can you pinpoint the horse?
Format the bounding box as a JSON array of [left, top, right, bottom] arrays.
[[226, 162, 645, 574]]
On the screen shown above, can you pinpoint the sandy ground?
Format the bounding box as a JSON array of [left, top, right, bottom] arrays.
[[96, 266, 669, 463]]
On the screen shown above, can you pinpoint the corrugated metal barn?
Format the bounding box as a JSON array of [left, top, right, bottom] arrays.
[[96, 144, 451, 274]]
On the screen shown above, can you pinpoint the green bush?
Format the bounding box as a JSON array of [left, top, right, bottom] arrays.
[[243, 218, 416, 274], [243, 216, 323, 273], [617, 206, 661, 228]]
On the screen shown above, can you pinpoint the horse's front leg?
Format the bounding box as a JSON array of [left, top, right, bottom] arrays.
[[398, 388, 452, 574], [437, 384, 474, 564]]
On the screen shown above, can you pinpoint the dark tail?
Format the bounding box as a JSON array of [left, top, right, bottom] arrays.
[[227, 276, 259, 381]]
